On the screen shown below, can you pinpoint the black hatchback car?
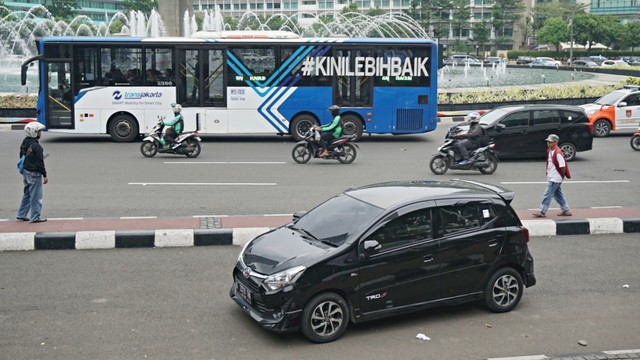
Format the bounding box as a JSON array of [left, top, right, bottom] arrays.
[[230, 180, 536, 343], [448, 105, 593, 161]]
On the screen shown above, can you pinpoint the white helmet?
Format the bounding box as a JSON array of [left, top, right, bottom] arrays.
[[465, 112, 481, 123], [172, 104, 182, 114], [24, 122, 45, 138]]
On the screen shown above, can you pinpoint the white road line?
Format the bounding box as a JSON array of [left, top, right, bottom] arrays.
[[192, 215, 229, 218], [591, 206, 623, 209], [163, 161, 286, 165], [604, 349, 640, 355], [48, 218, 85, 221], [128, 182, 277, 186], [501, 180, 630, 185], [120, 216, 158, 219]]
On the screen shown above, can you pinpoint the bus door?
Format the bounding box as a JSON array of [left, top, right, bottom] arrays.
[[45, 61, 73, 128], [333, 48, 373, 108], [178, 49, 227, 133]]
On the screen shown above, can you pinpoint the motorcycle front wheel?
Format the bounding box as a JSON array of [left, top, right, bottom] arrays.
[[140, 140, 158, 157], [336, 144, 357, 164], [479, 153, 499, 174], [429, 155, 449, 175], [292, 144, 312, 164], [185, 139, 201, 158], [631, 135, 640, 151]]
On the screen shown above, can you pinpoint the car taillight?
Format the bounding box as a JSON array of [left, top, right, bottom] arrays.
[[586, 122, 594, 135], [521, 226, 530, 243]]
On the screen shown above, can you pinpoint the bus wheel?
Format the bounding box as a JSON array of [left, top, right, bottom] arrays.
[[341, 115, 363, 141], [109, 114, 139, 142], [291, 115, 318, 142]]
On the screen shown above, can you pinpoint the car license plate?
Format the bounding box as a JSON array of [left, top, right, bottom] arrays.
[[236, 280, 252, 303]]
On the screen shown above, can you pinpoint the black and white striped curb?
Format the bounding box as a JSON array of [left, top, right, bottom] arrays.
[[487, 348, 640, 360], [0, 227, 271, 251], [1, 217, 639, 252]]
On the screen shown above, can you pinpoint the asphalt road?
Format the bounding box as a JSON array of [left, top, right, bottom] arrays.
[[1, 126, 639, 219], [1, 233, 638, 360]]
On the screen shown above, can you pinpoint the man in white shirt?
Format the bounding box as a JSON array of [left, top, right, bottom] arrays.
[[532, 134, 572, 218]]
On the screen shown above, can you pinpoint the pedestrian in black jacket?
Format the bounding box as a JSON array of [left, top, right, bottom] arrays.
[[17, 122, 48, 223]]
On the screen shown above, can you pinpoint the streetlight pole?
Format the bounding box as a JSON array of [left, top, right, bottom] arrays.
[[569, 2, 576, 65]]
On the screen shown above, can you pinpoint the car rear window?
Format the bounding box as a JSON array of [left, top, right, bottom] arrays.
[[561, 110, 588, 123]]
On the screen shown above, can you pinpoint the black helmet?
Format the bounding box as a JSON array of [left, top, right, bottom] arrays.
[[328, 105, 340, 117]]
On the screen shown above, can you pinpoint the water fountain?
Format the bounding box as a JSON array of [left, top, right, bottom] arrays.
[[0, 4, 594, 94]]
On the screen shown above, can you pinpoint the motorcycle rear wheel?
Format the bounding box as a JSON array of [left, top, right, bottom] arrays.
[[631, 135, 640, 151], [479, 153, 498, 174], [336, 144, 357, 164], [292, 144, 312, 164], [429, 155, 449, 175], [185, 139, 201, 158], [140, 141, 158, 157]]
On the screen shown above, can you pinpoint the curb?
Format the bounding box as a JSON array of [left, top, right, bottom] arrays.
[[0, 227, 271, 252], [1, 218, 639, 252], [487, 348, 640, 360]]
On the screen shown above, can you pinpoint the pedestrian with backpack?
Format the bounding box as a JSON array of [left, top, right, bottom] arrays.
[[16, 122, 48, 223], [532, 134, 572, 218]]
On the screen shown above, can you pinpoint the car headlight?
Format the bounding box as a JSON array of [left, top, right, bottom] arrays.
[[262, 266, 306, 292]]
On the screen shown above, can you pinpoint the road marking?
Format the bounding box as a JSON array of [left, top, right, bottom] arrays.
[[129, 182, 277, 186], [501, 180, 630, 185], [591, 206, 623, 209], [120, 216, 158, 219], [193, 215, 228, 218], [48, 218, 85, 221], [163, 161, 286, 165]]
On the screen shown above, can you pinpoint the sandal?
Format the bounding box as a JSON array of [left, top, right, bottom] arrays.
[[557, 210, 573, 216], [532, 212, 546, 218]]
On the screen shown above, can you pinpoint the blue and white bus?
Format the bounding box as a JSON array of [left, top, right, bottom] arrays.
[[21, 32, 438, 142]]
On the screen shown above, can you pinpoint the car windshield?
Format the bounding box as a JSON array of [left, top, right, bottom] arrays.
[[595, 91, 625, 105], [478, 108, 511, 125], [293, 193, 384, 247]]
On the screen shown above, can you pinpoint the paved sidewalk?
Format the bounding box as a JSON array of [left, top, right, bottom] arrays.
[[1, 207, 639, 251]]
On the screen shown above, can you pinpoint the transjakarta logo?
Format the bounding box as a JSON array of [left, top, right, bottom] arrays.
[[112, 90, 163, 100], [301, 56, 430, 77]]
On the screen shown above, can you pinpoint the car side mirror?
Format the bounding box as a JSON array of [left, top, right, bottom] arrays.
[[619, 102, 628, 107], [363, 240, 381, 255], [292, 211, 306, 221], [495, 123, 506, 132]]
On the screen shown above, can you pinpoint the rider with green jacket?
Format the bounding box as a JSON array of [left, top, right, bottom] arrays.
[[319, 105, 342, 157]]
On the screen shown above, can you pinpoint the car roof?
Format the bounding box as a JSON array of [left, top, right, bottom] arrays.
[[493, 104, 586, 112], [344, 180, 514, 209]]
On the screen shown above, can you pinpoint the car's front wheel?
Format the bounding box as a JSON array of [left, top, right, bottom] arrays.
[[300, 292, 350, 343], [593, 119, 611, 137], [484, 267, 524, 313]]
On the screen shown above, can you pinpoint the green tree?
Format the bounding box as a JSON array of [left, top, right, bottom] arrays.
[[622, 21, 640, 51], [367, 7, 386, 16], [471, 20, 491, 56], [450, 0, 470, 40], [405, 0, 422, 20], [537, 17, 569, 56], [492, 0, 524, 51], [574, 13, 619, 53], [45, 0, 80, 21], [121, 0, 159, 16]]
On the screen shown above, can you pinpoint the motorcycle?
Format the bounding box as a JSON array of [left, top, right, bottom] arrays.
[[140, 116, 202, 158], [429, 137, 499, 175], [291, 126, 358, 164], [631, 126, 640, 151]]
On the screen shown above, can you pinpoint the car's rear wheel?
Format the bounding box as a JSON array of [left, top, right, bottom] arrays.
[[631, 135, 640, 151], [300, 292, 350, 343], [560, 142, 577, 161], [484, 267, 524, 313], [593, 119, 611, 137]]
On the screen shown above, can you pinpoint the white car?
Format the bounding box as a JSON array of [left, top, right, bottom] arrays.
[[601, 59, 630, 67], [536, 57, 561, 66], [580, 86, 640, 137]]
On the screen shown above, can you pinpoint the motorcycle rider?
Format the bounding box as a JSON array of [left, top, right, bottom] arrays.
[[318, 105, 342, 157], [160, 103, 184, 149], [455, 112, 485, 165]]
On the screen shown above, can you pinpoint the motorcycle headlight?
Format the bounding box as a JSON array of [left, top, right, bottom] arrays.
[[262, 266, 306, 292]]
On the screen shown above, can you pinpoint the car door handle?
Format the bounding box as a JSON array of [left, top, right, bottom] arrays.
[[423, 255, 434, 263], [488, 240, 499, 247]]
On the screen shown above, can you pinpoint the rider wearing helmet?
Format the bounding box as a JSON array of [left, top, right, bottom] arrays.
[[161, 103, 184, 149], [456, 112, 486, 165], [17, 122, 48, 223], [318, 105, 343, 157]]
